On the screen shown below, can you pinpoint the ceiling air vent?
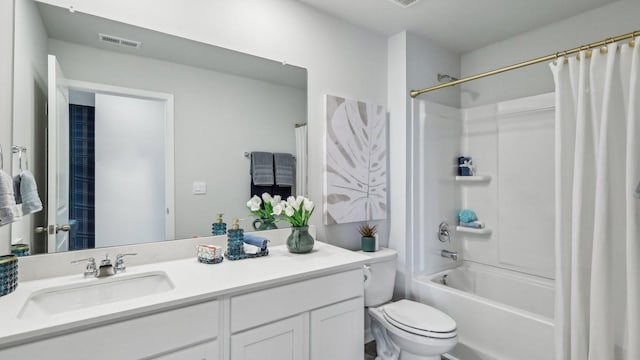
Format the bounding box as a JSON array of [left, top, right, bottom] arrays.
[[98, 33, 141, 49], [388, 0, 421, 8]]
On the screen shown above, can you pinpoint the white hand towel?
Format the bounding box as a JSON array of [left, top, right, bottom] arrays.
[[243, 243, 262, 255], [0, 169, 21, 226], [19, 170, 43, 215]]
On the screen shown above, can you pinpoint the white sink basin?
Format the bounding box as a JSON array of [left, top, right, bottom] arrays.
[[18, 271, 174, 319]]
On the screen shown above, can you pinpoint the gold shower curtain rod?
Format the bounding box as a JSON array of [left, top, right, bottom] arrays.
[[410, 30, 640, 98]]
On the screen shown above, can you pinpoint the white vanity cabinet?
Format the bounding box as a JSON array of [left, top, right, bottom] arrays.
[[0, 300, 221, 360], [229, 268, 364, 360], [0, 243, 367, 360]]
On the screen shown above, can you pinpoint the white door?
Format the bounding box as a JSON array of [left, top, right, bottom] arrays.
[[310, 298, 364, 360], [46, 55, 70, 253], [93, 93, 169, 247], [231, 314, 308, 360]]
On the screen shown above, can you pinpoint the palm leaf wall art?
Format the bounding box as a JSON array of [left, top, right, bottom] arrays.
[[324, 95, 387, 225]]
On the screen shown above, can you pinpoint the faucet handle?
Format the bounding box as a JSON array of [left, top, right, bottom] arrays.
[[70, 257, 95, 264], [71, 257, 97, 277], [115, 253, 138, 273]]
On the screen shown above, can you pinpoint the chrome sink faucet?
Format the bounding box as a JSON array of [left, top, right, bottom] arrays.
[[441, 249, 458, 261], [97, 254, 115, 277], [71, 253, 136, 278]]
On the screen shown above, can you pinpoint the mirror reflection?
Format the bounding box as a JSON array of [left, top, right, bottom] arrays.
[[11, 0, 308, 255]]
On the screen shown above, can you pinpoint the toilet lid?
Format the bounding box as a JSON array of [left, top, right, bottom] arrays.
[[382, 300, 456, 338]]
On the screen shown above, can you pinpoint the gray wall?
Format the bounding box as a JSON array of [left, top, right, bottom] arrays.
[[460, 0, 640, 107], [0, 0, 15, 254], [49, 39, 306, 238], [11, 0, 48, 248], [388, 31, 460, 297]]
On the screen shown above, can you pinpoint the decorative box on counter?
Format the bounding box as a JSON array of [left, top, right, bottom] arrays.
[[197, 244, 223, 264]]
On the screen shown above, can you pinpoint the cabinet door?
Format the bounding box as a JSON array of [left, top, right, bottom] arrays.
[[152, 339, 219, 360], [310, 297, 364, 360], [231, 314, 308, 360]]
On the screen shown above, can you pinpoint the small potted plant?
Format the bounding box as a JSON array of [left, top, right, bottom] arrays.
[[359, 223, 377, 252]]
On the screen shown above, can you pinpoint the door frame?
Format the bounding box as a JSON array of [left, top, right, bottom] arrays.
[[63, 79, 176, 241]]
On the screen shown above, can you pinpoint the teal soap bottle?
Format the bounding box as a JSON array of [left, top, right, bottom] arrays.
[[212, 213, 227, 236], [225, 219, 246, 260]]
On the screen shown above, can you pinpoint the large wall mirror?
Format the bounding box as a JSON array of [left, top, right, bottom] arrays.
[[12, 0, 308, 255]]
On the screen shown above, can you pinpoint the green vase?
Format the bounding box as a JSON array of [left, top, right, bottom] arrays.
[[287, 226, 314, 254], [252, 218, 278, 231]]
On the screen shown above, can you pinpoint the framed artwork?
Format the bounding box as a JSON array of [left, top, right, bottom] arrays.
[[324, 94, 387, 225]]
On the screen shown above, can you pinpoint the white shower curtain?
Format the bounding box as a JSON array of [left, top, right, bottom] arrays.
[[551, 38, 640, 360], [295, 124, 308, 196]]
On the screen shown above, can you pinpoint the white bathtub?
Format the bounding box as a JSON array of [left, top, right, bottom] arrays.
[[413, 262, 555, 360]]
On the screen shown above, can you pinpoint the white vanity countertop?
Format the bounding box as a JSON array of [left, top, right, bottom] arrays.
[[0, 242, 369, 348]]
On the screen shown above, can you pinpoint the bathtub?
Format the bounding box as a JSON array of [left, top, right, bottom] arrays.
[[413, 262, 555, 360]]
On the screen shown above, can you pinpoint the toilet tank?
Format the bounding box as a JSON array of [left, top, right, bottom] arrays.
[[359, 248, 397, 307]]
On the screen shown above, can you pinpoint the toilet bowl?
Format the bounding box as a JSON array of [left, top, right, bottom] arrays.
[[369, 300, 457, 360], [361, 249, 457, 360]]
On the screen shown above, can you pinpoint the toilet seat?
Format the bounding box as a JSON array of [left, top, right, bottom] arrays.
[[382, 300, 457, 339]]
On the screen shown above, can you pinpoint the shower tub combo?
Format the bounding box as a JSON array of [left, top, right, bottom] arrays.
[[413, 262, 554, 360]]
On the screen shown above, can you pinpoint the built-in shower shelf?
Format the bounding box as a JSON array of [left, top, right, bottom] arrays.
[[455, 175, 491, 183], [456, 226, 492, 235]]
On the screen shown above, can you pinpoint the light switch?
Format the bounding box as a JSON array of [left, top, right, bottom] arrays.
[[192, 181, 207, 195]]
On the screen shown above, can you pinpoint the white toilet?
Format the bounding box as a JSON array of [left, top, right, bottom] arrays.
[[361, 248, 457, 360]]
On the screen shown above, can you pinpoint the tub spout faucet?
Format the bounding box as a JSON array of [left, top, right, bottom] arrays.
[[441, 249, 458, 261]]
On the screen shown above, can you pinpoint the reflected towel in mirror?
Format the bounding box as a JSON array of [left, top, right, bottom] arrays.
[[17, 170, 43, 215], [251, 152, 274, 186], [0, 170, 21, 226], [274, 152, 294, 186]]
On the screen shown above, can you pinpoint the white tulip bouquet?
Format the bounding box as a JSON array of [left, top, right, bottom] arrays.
[[272, 195, 315, 227], [246, 193, 281, 222]]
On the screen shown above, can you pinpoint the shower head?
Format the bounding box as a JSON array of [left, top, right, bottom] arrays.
[[437, 73, 459, 83]]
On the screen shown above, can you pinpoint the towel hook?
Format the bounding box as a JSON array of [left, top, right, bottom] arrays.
[[11, 146, 28, 171]]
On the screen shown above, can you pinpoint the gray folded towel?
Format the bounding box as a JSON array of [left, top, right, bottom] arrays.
[[19, 170, 43, 215], [273, 152, 294, 187], [0, 169, 21, 226], [251, 152, 274, 186]]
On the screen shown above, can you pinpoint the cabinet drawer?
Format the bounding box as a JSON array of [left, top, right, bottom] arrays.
[[231, 269, 363, 333], [151, 339, 219, 360], [0, 300, 219, 360]]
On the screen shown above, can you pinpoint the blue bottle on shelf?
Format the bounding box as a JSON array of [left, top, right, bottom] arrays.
[[458, 156, 474, 176], [211, 213, 227, 236]]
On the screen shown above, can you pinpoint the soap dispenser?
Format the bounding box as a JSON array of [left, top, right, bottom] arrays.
[[211, 213, 227, 236], [225, 218, 246, 260]]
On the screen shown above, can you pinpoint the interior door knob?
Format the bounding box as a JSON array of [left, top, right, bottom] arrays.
[[34, 226, 46, 234], [56, 224, 71, 233]]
